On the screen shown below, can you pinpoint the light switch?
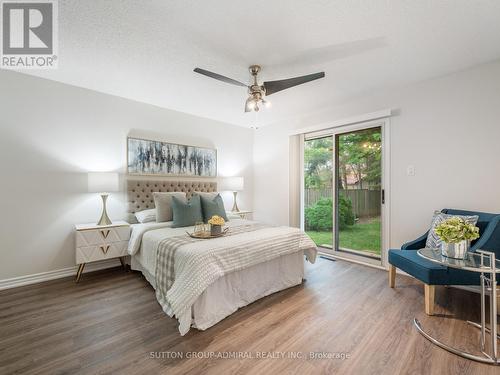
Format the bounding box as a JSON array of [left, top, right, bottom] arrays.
[[407, 165, 415, 176]]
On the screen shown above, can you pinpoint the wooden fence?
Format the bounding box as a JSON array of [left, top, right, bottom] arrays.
[[304, 188, 381, 218]]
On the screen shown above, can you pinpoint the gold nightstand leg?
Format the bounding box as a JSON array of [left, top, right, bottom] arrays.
[[75, 263, 85, 283], [119, 257, 126, 270]]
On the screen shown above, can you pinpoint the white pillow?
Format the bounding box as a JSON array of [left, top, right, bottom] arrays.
[[153, 192, 187, 222], [135, 208, 156, 223]]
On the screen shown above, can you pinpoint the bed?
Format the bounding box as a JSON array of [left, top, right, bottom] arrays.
[[126, 179, 317, 335]]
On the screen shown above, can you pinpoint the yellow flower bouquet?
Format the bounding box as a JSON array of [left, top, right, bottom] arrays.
[[208, 215, 225, 226]]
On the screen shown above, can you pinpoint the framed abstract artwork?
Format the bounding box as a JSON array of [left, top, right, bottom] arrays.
[[127, 137, 217, 177]]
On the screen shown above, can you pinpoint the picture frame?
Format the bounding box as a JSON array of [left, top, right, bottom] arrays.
[[127, 137, 217, 178]]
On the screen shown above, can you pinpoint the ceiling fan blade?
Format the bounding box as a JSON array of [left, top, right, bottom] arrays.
[[194, 68, 247, 87], [263, 72, 325, 96]]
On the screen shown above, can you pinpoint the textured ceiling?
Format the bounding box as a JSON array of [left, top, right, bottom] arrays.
[[22, 0, 500, 127]]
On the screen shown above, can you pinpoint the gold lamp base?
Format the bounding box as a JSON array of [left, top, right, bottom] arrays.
[[97, 194, 112, 226]]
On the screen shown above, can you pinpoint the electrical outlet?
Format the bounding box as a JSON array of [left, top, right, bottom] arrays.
[[407, 165, 415, 176]]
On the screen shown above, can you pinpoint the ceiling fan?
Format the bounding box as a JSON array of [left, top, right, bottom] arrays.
[[193, 65, 325, 112]]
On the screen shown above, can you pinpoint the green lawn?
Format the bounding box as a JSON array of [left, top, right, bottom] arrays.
[[306, 218, 381, 256]]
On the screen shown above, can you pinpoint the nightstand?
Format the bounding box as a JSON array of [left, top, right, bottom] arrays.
[[75, 221, 130, 282], [230, 210, 253, 219]]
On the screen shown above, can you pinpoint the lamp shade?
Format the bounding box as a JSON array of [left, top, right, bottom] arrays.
[[220, 176, 244, 192], [88, 172, 119, 193]]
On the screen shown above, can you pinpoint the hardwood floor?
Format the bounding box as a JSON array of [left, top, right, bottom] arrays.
[[1, 258, 498, 375]]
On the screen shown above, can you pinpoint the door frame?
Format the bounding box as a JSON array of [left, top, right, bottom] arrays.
[[302, 118, 391, 268]]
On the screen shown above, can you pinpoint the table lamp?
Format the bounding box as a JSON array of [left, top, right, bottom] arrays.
[[88, 172, 119, 226], [220, 176, 244, 212]]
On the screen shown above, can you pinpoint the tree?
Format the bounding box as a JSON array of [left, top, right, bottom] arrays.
[[338, 128, 381, 190], [304, 128, 381, 191]]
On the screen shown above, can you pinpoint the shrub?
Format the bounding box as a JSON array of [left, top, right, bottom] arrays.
[[338, 195, 356, 229], [305, 196, 355, 231], [305, 198, 333, 231]]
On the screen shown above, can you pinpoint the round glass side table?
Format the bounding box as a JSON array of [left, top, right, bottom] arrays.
[[416, 248, 500, 365]]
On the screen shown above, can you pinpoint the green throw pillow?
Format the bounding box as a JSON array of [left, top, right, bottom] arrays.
[[198, 193, 229, 223], [171, 194, 203, 228]]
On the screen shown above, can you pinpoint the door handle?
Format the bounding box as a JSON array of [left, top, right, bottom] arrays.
[[382, 189, 385, 204]]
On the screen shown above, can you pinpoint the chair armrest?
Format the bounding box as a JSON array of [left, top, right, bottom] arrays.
[[470, 215, 500, 252], [401, 231, 429, 250]]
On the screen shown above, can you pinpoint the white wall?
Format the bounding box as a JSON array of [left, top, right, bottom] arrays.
[[3, 60, 500, 281], [0, 71, 254, 280], [253, 60, 500, 252]]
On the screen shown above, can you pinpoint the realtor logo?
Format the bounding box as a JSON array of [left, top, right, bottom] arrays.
[[1, 0, 58, 69]]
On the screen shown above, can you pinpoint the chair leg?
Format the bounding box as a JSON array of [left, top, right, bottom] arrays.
[[424, 284, 435, 315], [497, 291, 500, 316], [389, 265, 396, 288]]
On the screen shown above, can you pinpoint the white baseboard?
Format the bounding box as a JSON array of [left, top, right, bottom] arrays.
[[0, 258, 122, 291]]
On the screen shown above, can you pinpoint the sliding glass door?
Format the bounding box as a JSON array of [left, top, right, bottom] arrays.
[[303, 136, 334, 249], [303, 122, 386, 265], [336, 127, 382, 260]]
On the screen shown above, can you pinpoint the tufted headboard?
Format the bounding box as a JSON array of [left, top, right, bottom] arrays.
[[127, 179, 217, 219]]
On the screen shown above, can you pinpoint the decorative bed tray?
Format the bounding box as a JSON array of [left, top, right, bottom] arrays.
[[186, 227, 229, 239]]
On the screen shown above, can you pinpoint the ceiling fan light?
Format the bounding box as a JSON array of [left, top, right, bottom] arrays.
[[262, 99, 271, 108]]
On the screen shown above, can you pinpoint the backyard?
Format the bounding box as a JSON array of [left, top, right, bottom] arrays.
[[304, 129, 382, 258], [307, 217, 381, 256]]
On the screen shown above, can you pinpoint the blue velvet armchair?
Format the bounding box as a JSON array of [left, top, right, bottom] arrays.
[[388, 209, 500, 315]]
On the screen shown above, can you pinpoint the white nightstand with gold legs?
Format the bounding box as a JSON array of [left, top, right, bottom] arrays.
[[75, 221, 130, 283]]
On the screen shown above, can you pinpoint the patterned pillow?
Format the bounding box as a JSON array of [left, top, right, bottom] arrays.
[[425, 211, 479, 249]]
